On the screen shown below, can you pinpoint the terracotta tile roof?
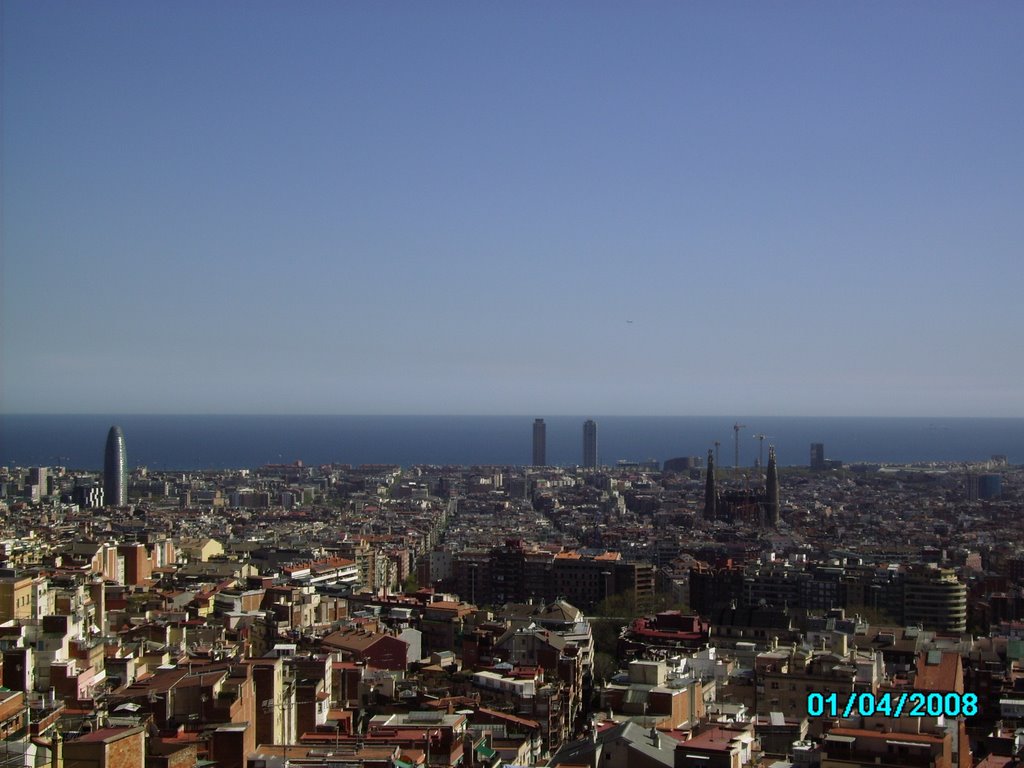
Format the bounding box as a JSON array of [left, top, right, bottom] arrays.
[[915, 650, 962, 692], [827, 727, 944, 744], [475, 707, 540, 730], [683, 727, 742, 751]]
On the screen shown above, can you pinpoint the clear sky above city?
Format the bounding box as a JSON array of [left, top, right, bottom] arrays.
[[2, 2, 1022, 417]]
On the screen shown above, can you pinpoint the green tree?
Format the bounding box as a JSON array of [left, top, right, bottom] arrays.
[[592, 651, 619, 686]]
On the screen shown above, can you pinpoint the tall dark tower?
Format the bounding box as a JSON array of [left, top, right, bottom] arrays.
[[766, 445, 780, 526], [810, 442, 825, 470], [532, 419, 546, 466], [704, 448, 716, 520], [104, 426, 128, 507], [582, 420, 598, 468]]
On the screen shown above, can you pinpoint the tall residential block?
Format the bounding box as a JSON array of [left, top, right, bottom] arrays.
[[532, 419, 546, 466], [809, 443, 825, 470], [902, 566, 967, 633], [582, 419, 598, 468]]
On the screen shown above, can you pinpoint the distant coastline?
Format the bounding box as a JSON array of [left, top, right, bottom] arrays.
[[1, 414, 1020, 471]]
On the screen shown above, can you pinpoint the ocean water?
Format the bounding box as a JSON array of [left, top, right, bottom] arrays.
[[0, 415, 1021, 471]]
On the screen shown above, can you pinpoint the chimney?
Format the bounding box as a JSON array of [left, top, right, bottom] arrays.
[[833, 632, 848, 657]]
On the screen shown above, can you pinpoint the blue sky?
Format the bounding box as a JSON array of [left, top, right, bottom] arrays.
[[2, 2, 1022, 416]]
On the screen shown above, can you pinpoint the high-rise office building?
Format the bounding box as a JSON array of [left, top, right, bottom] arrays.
[[28, 467, 49, 500], [978, 474, 1003, 499], [104, 426, 128, 507], [965, 473, 980, 502], [810, 443, 825, 470], [532, 419, 546, 466], [582, 419, 598, 468]]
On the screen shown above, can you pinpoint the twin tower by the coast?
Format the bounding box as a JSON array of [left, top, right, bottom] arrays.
[[531, 418, 598, 469]]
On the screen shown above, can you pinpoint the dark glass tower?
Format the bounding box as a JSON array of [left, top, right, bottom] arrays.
[[810, 442, 825, 470], [104, 426, 128, 507], [532, 418, 546, 466], [582, 419, 598, 468]]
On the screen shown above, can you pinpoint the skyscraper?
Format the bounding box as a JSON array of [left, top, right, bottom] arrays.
[[104, 426, 128, 507], [810, 443, 825, 470], [582, 419, 598, 468], [532, 419, 546, 466]]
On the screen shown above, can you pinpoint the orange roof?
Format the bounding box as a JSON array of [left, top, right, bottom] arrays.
[[684, 727, 741, 751], [915, 650, 962, 692], [332, 661, 363, 670], [72, 726, 143, 744], [428, 600, 462, 609], [476, 707, 540, 730], [827, 728, 944, 744], [976, 756, 1015, 768]]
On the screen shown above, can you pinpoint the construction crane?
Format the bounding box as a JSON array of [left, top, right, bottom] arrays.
[[733, 422, 746, 469]]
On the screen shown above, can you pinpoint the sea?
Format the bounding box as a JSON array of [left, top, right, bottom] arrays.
[[1, 414, 1021, 471]]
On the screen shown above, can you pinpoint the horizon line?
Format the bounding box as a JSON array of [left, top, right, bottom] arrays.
[[3, 412, 1023, 420]]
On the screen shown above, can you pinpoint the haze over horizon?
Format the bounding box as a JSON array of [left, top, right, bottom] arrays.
[[3, 3, 1022, 418]]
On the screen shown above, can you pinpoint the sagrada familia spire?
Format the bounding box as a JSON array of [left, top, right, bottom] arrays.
[[704, 448, 716, 520], [703, 443, 780, 527], [766, 445, 780, 526]]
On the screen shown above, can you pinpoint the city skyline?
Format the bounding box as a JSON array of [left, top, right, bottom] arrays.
[[3, 3, 1023, 417], [8, 413, 1022, 471]]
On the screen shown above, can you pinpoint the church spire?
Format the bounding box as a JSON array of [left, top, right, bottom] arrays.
[[704, 448, 717, 520], [766, 445, 780, 526]]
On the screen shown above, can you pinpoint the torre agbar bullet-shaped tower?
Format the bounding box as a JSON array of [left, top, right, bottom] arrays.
[[104, 425, 128, 507]]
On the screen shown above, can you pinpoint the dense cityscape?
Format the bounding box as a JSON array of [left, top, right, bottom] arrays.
[[0, 421, 1020, 768], [5, 1, 1022, 766]]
